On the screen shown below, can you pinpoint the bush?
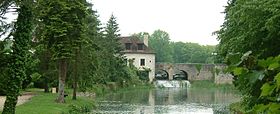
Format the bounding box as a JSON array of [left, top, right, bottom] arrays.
[[67, 104, 92, 114], [226, 51, 280, 113]]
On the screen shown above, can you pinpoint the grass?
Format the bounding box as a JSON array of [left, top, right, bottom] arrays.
[[14, 89, 94, 114], [190, 80, 236, 90]]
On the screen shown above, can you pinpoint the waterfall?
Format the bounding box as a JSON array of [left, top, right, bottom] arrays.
[[154, 80, 191, 88]]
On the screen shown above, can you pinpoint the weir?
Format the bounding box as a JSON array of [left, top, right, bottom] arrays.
[[154, 80, 191, 88]]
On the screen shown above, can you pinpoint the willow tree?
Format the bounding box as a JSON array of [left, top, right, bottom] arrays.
[[39, 0, 87, 103], [2, 0, 34, 113]]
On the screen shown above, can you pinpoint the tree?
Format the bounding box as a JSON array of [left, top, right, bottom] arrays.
[[103, 14, 126, 83], [77, 4, 103, 87], [132, 32, 149, 41], [170, 42, 187, 63], [104, 14, 121, 54], [149, 30, 173, 63], [2, 0, 34, 113], [217, 0, 280, 113], [0, 40, 11, 95], [217, 0, 280, 59], [39, 0, 87, 103], [134, 31, 216, 63]]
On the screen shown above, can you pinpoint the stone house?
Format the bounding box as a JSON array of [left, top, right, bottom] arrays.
[[119, 35, 155, 82]]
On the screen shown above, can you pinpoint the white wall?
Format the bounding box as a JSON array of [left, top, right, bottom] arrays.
[[124, 53, 155, 82]]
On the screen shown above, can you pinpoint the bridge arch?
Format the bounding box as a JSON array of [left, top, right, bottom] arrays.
[[173, 70, 188, 80], [180, 70, 188, 80], [155, 69, 169, 80]]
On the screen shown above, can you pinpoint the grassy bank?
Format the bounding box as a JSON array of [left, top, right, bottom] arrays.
[[190, 80, 236, 90], [229, 102, 245, 114], [15, 89, 94, 114]]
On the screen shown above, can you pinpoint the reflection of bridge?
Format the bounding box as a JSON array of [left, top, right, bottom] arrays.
[[155, 63, 233, 83]]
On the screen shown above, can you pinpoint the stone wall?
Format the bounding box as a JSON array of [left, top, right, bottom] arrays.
[[155, 63, 233, 84]]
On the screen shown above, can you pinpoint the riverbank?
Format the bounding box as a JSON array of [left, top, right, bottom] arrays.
[[190, 80, 236, 90], [0, 89, 95, 114]]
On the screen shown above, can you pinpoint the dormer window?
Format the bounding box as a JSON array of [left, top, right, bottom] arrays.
[[125, 43, 132, 50], [137, 43, 144, 50]]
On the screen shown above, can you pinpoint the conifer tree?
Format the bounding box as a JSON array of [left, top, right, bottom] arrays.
[[105, 14, 122, 54], [104, 15, 128, 83]]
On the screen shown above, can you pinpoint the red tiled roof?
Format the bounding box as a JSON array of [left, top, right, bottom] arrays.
[[119, 36, 155, 54]]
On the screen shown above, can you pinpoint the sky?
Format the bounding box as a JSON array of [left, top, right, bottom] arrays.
[[90, 0, 228, 45]]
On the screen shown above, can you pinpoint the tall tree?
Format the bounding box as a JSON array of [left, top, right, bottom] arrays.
[[2, 0, 34, 113], [103, 14, 125, 82], [77, 5, 103, 87], [217, 0, 280, 112], [149, 30, 173, 63], [104, 14, 121, 54], [170, 42, 188, 63], [217, 0, 280, 58], [39, 0, 87, 103]]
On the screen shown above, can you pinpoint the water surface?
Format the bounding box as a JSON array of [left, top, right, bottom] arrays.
[[93, 87, 239, 114]]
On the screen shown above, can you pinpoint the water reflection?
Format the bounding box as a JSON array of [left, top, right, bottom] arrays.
[[93, 88, 239, 114]]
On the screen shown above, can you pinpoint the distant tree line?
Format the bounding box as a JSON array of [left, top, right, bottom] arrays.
[[134, 30, 217, 64]]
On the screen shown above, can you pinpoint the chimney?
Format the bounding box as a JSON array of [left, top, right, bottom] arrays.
[[143, 34, 149, 47]]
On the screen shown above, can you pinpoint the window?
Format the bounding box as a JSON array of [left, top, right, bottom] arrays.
[[137, 43, 144, 50], [140, 59, 145, 66], [125, 43, 132, 50]]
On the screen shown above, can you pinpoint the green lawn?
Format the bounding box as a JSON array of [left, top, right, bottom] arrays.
[[15, 90, 94, 114]]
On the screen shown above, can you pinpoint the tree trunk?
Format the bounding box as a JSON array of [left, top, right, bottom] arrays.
[[43, 50, 50, 93], [2, 94, 18, 114], [72, 49, 79, 100], [44, 77, 49, 93], [56, 58, 67, 103]]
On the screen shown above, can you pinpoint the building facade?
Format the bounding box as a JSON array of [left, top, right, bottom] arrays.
[[120, 35, 155, 82]]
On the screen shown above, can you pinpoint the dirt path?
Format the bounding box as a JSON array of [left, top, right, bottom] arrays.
[[0, 92, 34, 111]]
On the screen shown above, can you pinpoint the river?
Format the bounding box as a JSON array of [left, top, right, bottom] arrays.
[[92, 87, 240, 114]]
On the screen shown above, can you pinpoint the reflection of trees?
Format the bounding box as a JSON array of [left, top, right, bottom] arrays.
[[97, 88, 240, 113], [154, 88, 188, 105], [105, 89, 151, 105], [185, 89, 239, 104], [106, 88, 239, 105]]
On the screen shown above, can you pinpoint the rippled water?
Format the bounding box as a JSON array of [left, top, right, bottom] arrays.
[[92, 88, 240, 114]]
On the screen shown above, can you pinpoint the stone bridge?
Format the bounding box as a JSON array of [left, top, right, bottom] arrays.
[[155, 63, 233, 84]]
